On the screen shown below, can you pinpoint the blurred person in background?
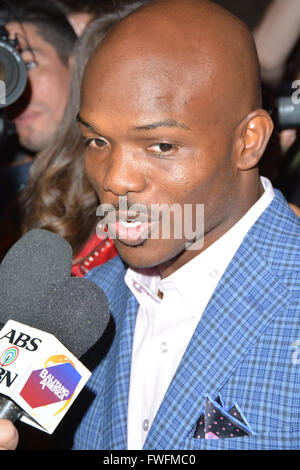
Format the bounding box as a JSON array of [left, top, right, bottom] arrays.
[[254, 0, 300, 90], [254, 0, 300, 215], [0, 0, 77, 216]]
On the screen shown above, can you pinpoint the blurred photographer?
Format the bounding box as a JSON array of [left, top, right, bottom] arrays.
[[0, 0, 76, 216]]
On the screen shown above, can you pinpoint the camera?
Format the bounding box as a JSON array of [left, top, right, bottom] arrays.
[[277, 84, 300, 130], [0, 24, 27, 147], [264, 81, 300, 131], [0, 24, 27, 108]]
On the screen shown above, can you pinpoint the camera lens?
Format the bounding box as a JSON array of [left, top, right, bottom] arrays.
[[0, 38, 27, 108]]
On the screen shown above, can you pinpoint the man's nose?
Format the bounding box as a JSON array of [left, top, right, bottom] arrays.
[[102, 147, 147, 196]]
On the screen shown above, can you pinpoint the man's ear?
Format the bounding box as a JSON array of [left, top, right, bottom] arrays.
[[234, 109, 274, 170]]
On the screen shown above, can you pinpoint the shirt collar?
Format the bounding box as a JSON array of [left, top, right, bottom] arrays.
[[125, 177, 275, 317]]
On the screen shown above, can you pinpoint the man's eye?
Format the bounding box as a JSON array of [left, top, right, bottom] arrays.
[[148, 143, 177, 155], [83, 137, 107, 150]]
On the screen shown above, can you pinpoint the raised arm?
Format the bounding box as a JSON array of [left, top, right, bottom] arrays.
[[254, 0, 300, 86]]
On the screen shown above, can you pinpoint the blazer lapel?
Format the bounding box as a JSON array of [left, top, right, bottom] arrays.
[[98, 260, 139, 449], [143, 235, 292, 449]]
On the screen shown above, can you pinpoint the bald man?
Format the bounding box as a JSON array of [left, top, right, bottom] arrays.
[[1, 0, 300, 450]]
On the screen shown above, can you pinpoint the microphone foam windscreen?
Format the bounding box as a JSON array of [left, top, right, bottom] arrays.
[[31, 277, 110, 357], [0, 229, 73, 324]]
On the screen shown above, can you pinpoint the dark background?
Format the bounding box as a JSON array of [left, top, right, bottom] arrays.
[[213, 0, 272, 29]]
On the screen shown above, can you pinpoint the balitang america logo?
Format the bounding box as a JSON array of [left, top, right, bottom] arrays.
[[20, 354, 82, 415]]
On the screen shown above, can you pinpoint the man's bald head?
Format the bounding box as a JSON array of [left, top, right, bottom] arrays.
[[85, 0, 261, 124]]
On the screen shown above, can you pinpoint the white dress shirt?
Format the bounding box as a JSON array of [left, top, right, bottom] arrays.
[[126, 177, 275, 450]]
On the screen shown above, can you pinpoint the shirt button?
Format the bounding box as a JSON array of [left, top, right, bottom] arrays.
[[143, 419, 149, 431], [209, 269, 218, 278], [160, 342, 168, 353]]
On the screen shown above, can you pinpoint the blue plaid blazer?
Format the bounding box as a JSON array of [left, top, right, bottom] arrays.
[[72, 190, 300, 450]]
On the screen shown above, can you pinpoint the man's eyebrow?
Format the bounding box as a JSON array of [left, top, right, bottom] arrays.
[[76, 114, 190, 135], [76, 114, 102, 135], [133, 119, 189, 131]]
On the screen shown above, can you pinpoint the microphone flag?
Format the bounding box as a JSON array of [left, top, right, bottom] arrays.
[[0, 320, 91, 434]]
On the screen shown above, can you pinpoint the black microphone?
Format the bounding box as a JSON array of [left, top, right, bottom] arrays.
[[28, 276, 110, 358], [0, 229, 72, 327], [0, 229, 110, 433]]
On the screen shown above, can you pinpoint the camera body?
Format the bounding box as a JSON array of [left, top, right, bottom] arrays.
[[277, 81, 300, 129], [0, 25, 27, 108], [264, 81, 300, 131], [0, 25, 27, 147]]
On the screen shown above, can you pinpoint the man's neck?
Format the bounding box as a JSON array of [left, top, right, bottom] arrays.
[[158, 175, 264, 279]]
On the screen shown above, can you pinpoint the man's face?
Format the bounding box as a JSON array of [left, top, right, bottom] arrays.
[[79, 47, 244, 277], [6, 22, 72, 152]]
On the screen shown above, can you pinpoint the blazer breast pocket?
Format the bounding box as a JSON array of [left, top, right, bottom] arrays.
[[185, 428, 300, 450]]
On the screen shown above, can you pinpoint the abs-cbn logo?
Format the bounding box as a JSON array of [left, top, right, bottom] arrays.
[[0, 346, 19, 367], [0, 329, 42, 388], [0, 328, 42, 351], [0, 346, 19, 387]]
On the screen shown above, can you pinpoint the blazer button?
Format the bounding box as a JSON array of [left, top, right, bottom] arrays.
[[143, 419, 150, 431]]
